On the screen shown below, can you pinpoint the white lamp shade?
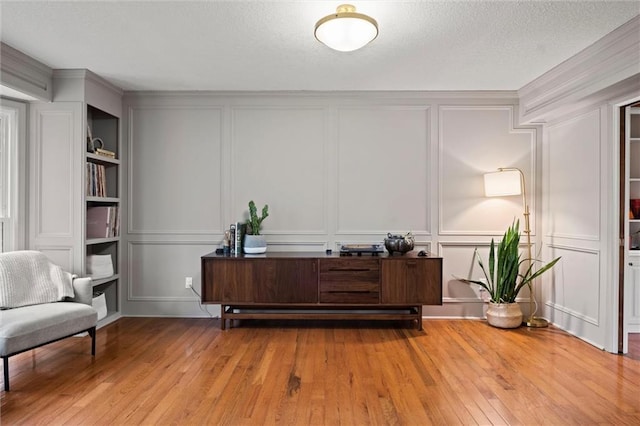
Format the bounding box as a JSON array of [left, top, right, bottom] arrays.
[[484, 170, 522, 197], [315, 5, 378, 52]]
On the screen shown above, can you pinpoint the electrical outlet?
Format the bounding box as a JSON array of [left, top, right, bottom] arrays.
[[185, 277, 193, 288]]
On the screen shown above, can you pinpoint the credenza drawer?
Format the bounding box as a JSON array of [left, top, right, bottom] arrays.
[[319, 258, 380, 283], [320, 281, 379, 293], [319, 258, 380, 304], [320, 291, 380, 304]]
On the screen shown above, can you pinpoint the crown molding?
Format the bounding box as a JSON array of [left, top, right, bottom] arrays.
[[518, 15, 640, 124], [123, 90, 518, 100], [0, 42, 53, 102], [52, 69, 123, 97]]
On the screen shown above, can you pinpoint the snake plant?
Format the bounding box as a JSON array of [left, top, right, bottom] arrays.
[[460, 220, 561, 303]]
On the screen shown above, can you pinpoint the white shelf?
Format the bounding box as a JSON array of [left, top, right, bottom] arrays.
[[86, 236, 120, 245], [86, 196, 120, 203], [91, 274, 120, 287]]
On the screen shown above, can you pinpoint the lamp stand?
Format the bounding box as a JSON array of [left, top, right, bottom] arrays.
[[522, 203, 548, 328], [499, 168, 548, 328]]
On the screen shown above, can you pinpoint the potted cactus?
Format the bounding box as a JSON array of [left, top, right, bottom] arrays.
[[244, 200, 269, 254]]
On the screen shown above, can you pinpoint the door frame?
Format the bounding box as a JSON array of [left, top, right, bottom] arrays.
[[612, 98, 640, 354]]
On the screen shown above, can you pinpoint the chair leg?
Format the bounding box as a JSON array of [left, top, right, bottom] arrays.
[[88, 327, 96, 356], [3, 356, 9, 391]]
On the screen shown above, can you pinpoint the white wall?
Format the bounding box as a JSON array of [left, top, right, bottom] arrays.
[[542, 107, 609, 348], [518, 16, 640, 352], [121, 92, 538, 318]]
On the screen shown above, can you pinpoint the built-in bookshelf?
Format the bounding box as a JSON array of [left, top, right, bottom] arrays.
[[86, 104, 120, 326], [629, 108, 640, 251]]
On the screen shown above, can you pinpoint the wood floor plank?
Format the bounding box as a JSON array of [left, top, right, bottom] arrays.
[[2, 318, 640, 425]]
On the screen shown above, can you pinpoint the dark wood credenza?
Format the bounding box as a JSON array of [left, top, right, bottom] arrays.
[[201, 251, 442, 330]]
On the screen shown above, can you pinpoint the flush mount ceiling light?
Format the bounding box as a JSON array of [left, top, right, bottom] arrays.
[[314, 4, 378, 52]]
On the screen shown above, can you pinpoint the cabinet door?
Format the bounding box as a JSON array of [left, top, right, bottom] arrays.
[[254, 259, 318, 303], [203, 259, 255, 303], [381, 258, 442, 304], [201, 259, 223, 302]]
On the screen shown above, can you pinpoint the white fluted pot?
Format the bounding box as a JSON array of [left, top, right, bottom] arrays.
[[486, 302, 523, 329]]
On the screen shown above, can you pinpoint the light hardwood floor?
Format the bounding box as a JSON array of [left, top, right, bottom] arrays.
[[2, 318, 639, 425]]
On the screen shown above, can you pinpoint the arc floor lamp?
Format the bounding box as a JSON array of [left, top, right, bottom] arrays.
[[483, 167, 549, 328]]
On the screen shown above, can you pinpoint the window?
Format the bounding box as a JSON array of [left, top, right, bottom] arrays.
[[0, 100, 25, 253]]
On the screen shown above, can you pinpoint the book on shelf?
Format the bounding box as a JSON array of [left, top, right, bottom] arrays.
[[228, 222, 247, 255], [229, 223, 237, 255], [234, 222, 246, 255], [86, 162, 107, 197], [86, 206, 120, 239]]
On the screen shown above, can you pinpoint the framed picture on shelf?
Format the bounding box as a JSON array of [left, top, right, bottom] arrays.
[[87, 124, 94, 152]]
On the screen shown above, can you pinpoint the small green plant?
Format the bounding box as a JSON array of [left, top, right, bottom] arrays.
[[459, 220, 561, 303], [246, 200, 269, 235]]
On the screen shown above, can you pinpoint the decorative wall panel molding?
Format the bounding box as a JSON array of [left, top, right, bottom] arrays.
[[128, 105, 224, 235], [546, 109, 600, 241], [32, 107, 78, 239], [39, 247, 74, 273], [439, 106, 536, 235], [266, 241, 328, 252], [546, 244, 600, 326], [438, 241, 534, 303], [231, 106, 328, 235], [121, 92, 525, 318], [336, 106, 430, 235], [127, 241, 213, 301]]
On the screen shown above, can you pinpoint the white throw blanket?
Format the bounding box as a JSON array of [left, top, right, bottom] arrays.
[[0, 250, 75, 309]]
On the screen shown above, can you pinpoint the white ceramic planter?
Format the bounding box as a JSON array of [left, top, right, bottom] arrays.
[[244, 234, 267, 254]]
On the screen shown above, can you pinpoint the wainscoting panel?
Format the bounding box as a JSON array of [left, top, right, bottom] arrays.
[[128, 241, 214, 301], [547, 245, 600, 326], [128, 106, 223, 235], [546, 110, 601, 241], [439, 106, 535, 235], [439, 242, 488, 302], [336, 106, 430, 235], [231, 107, 327, 235], [39, 247, 75, 274]]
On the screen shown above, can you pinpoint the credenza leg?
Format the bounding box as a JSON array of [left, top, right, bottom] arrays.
[[417, 305, 423, 331], [221, 305, 226, 330]]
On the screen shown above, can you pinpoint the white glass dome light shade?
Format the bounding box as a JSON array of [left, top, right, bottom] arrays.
[[314, 4, 378, 52]]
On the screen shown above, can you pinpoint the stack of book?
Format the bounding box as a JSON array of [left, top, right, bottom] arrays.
[[86, 206, 120, 239], [95, 148, 116, 159], [86, 163, 107, 197], [229, 222, 246, 255]]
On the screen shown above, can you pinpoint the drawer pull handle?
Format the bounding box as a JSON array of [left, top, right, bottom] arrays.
[[328, 268, 371, 272]]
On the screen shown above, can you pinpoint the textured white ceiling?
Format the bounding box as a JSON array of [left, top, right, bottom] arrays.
[[1, 1, 638, 92]]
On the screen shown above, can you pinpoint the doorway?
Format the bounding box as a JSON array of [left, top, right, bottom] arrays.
[[620, 102, 640, 356]]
